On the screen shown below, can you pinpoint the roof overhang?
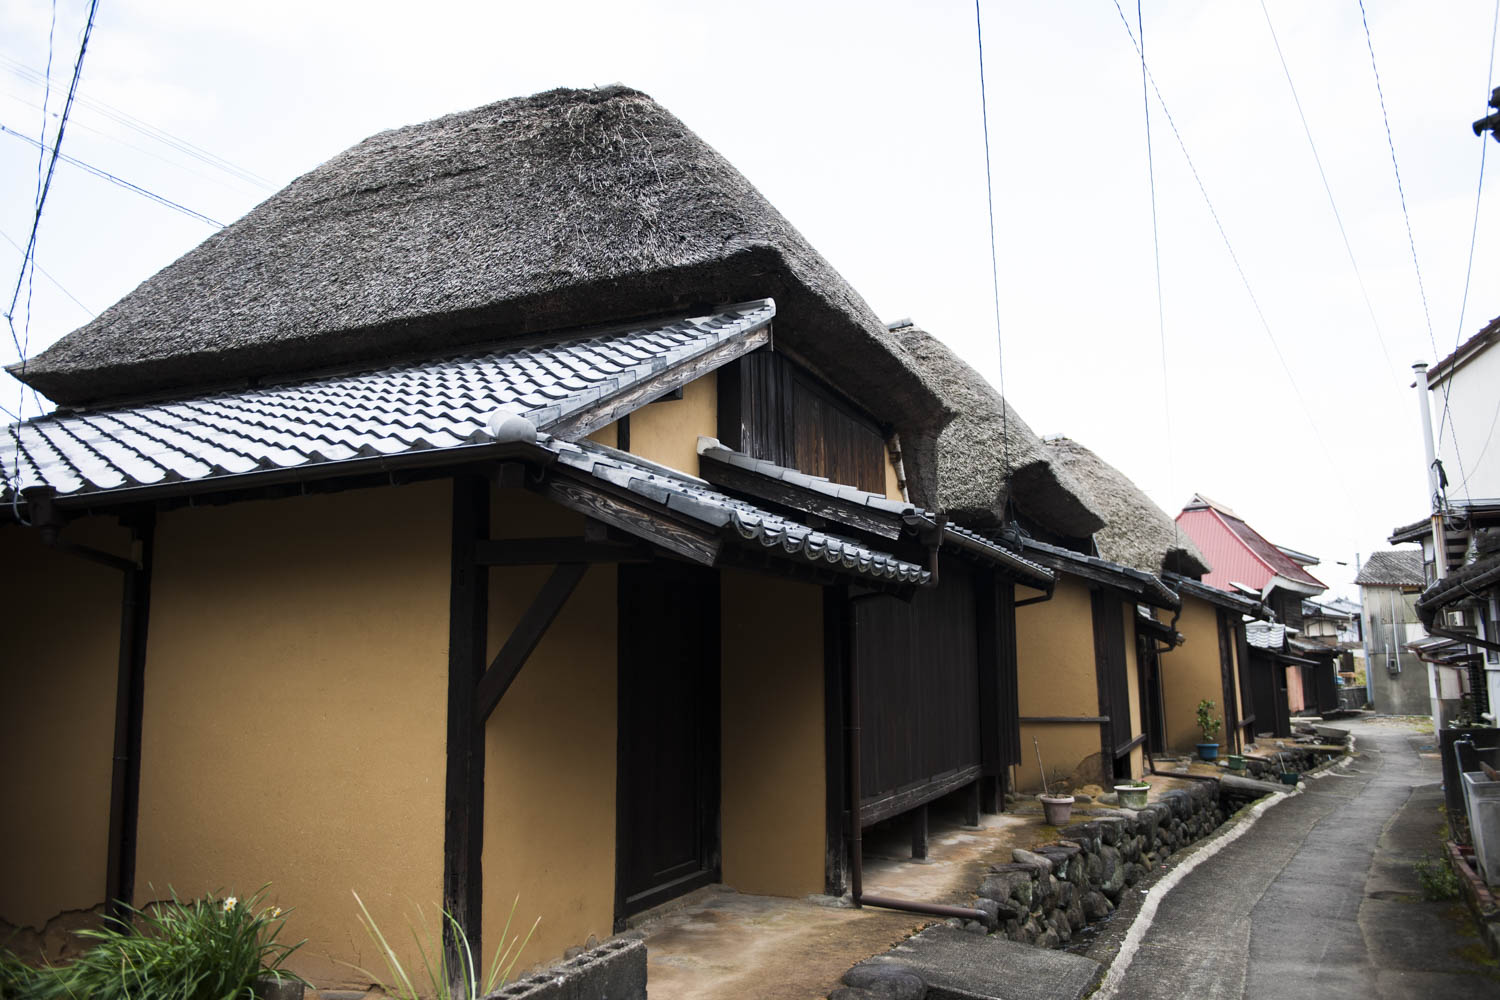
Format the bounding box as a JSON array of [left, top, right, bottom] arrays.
[[1165, 573, 1271, 619], [1011, 535, 1179, 610]]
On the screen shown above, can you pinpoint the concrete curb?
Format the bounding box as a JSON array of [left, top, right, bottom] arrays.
[[1089, 737, 1358, 999]]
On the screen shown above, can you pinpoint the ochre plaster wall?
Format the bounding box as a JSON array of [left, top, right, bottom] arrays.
[[1121, 602, 1143, 780], [627, 375, 716, 476], [884, 450, 904, 502], [1160, 596, 1229, 754], [1015, 576, 1105, 792], [483, 489, 616, 974], [0, 517, 129, 930], [586, 422, 617, 448], [135, 483, 450, 986], [720, 571, 825, 897]]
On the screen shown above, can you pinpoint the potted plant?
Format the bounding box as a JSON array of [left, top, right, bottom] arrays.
[[1034, 738, 1074, 826], [1195, 699, 1222, 761], [1114, 778, 1149, 810]]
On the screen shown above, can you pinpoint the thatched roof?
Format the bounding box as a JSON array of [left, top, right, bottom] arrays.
[[887, 323, 1103, 538], [1042, 435, 1211, 579], [16, 86, 945, 440]]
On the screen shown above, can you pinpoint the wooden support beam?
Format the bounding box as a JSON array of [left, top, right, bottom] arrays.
[[472, 537, 649, 566], [963, 781, 981, 827], [474, 562, 588, 726], [443, 476, 489, 986], [911, 804, 929, 860]]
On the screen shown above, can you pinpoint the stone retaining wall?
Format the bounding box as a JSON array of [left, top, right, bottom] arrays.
[[1243, 744, 1337, 781], [973, 780, 1224, 948]]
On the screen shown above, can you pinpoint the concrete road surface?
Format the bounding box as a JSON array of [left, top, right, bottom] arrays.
[[1105, 718, 1499, 999]]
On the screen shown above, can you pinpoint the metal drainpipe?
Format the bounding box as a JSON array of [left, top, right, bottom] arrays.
[[20, 487, 153, 923], [845, 593, 991, 925]]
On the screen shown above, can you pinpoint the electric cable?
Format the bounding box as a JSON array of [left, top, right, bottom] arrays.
[[1108, 0, 1353, 510], [1434, 0, 1499, 508], [4, 0, 100, 520], [975, 0, 1009, 478], [1258, 0, 1402, 390], [0, 52, 276, 192], [1358, 0, 1438, 360], [0, 124, 224, 228], [1136, 0, 1180, 552]]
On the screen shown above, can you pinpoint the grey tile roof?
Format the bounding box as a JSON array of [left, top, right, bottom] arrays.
[[1354, 549, 1425, 587], [696, 436, 1053, 585], [542, 437, 930, 586], [697, 437, 917, 516], [2, 302, 773, 503]]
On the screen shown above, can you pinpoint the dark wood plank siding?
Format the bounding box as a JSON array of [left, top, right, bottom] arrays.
[[721, 353, 886, 493], [853, 559, 982, 819], [1091, 591, 1133, 760]]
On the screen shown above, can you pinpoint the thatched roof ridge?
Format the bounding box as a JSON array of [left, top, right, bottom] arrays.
[[18, 85, 945, 438], [1042, 435, 1211, 579], [888, 323, 1103, 538]]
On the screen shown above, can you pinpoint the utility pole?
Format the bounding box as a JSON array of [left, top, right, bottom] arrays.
[[1475, 86, 1500, 142], [1413, 363, 1447, 578]]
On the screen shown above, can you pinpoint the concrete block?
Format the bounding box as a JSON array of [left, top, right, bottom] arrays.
[[484, 939, 645, 1000]]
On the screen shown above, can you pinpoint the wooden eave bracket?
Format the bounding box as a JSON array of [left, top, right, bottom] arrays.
[[474, 561, 588, 725]]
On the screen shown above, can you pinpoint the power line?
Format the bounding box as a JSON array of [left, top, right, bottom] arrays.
[[1258, 0, 1402, 390], [0, 123, 225, 228], [1435, 0, 1500, 507], [1135, 0, 1177, 546], [1358, 0, 1438, 361], [0, 52, 276, 192], [974, 0, 1009, 477], [6, 0, 100, 325], [0, 225, 92, 316], [5, 0, 99, 517], [1107, 0, 1356, 513]]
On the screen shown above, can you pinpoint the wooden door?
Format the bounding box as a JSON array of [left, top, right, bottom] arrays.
[[615, 562, 720, 922]]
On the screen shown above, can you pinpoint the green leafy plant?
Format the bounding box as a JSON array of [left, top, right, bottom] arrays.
[[1196, 699, 1223, 745], [1119, 779, 1149, 789], [0, 886, 301, 1000], [1413, 853, 1460, 900], [351, 891, 539, 1000]]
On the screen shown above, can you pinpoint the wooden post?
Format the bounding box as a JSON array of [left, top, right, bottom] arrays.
[[443, 476, 488, 986], [911, 804, 929, 860], [822, 585, 850, 897], [964, 780, 982, 827]]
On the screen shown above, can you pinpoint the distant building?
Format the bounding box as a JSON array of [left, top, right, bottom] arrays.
[[1355, 551, 1432, 717]]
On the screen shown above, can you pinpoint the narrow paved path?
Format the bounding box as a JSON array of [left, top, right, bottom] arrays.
[[1109, 719, 1498, 999]]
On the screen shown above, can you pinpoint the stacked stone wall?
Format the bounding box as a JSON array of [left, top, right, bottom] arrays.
[[970, 781, 1224, 947]]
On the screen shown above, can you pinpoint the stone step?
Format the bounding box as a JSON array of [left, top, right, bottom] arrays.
[[840, 926, 1101, 1000]]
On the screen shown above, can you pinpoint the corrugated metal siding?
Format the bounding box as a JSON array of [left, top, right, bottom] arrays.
[[1178, 508, 1274, 592]]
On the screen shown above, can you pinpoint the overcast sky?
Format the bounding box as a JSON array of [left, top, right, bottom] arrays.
[[2, 1, 1497, 600]]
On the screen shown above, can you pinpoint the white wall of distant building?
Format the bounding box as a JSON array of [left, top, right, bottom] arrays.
[[1435, 343, 1500, 504]]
